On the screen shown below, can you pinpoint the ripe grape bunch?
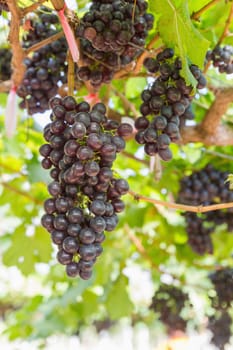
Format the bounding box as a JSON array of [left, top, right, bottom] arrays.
[[76, 0, 154, 87], [40, 96, 132, 279], [178, 164, 233, 255], [0, 47, 12, 81], [150, 283, 191, 333], [207, 311, 232, 350], [206, 45, 233, 74], [17, 7, 68, 115], [135, 48, 206, 161]]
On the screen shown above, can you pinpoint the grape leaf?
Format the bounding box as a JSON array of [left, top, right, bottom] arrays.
[[105, 275, 134, 319], [3, 225, 52, 275], [149, 0, 209, 86]]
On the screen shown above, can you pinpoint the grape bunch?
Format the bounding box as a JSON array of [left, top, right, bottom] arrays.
[[207, 311, 232, 350], [184, 212, 213, 255], [40, 96, 132, 279], [178, 164, 233, 255], [207, 268, 233, 349], [0, 47, 12, 81], [206, 45, 233, 74], [209, 268, 233, 309], [135, 48, 206, 161], [150, 283, 191, 333], [76, 0, 154, 87], [17, 7, 68, 115], [0, 0, 9, 13]]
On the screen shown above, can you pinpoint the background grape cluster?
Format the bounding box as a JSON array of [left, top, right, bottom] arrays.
[[207, 268, 233, 350], [150, 283, 191, 333], [150, 276, 232, 349], [75, 0, 154, 88], [0, 47, 12, 81], [17, 7, 68, 115], [207, 311, 232, 350], [206, 45, 233, 74], [178, 164, 233, 255], [134, 48, 206, 161], [40, 95, 132, 279]]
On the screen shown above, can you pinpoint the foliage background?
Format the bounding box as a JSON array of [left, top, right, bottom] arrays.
[[0, 0, 233, 345]]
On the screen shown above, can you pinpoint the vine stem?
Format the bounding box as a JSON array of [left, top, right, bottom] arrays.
[[200, 87, 233, 134], [0, 162, 25, 176], [6, 0, 26, 88], [50, 0, 64, 11], [0, 182, 43, 205], [67, 50, 75, 96], [24, 31, 64, 55], [133, 34, 160, 74], [217, 0, 233, 45], [21, 0, 48, 16], [128, 190, 233, 213], [110, 85, 138, 116], [191, 0, 221, 21], [124, 224, 164, 272], [202, 148, 233, 161], [121, 151, 149, 165]]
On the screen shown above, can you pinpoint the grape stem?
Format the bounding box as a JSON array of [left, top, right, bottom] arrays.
[[0, 161, 26, 176], [108, 108, 123, 122], [0, 181, 43, 205], [21, 0, 48, 16], [133, 34, 161, 75], [125, 224, 167, 273], [128, 190, 233, 213], [110, 85, 138, 117], [6, 0, 26, 88], [191, 0, 221, 21], [50, 0, 64, 11], [202, 148, 233, 161], [121, 151, 149, 165], [24, 31, 64, 55], [67, 50, 75, 96], [217, 1, 233, 45]]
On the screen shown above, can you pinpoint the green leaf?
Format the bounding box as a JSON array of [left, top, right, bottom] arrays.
[[26, 154, 50, 183], [105, 275, 134, 319], [150, 0, 209, 85], [3, 225, 52, 275], [125, 77, 147, 99]]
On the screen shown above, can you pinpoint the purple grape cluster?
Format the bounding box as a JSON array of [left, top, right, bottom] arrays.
[[76, 0, 154, 88], [17, 7, 68, 115], [184, 212, 213, 255], [135, 48, 206, 161], [206, 268, 233, 349], [150, 283, 191, 333], [206, 45, 233, 74], [0, 48, 12, 81], [178, 164, 233, 255], [209, 268, 233, 309], [0, 0, 9, 14], [40, 96, 132, 279], [207, 311, 232, 350]]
